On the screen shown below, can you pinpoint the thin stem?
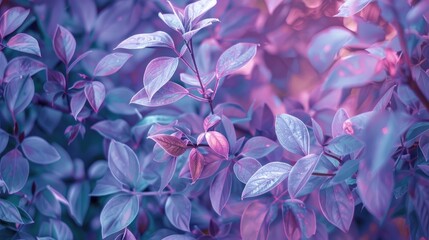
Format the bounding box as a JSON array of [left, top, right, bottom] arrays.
[[312, 172, 335, 177], [323, 150, 342, 163], [188, 93, 209, 102]]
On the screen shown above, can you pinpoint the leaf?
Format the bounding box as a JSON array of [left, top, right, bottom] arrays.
[[3, 56, 45, 83], [90, 171, 122, 196], [130, 82, 188, 107], [242, 161, 292, 199], [108, 141, 140, 188], [288, 154, 321, 199], [311, 119, 325, 145], [70, 90, 86, 120], [53, 25, 76, 65], [165, 194, 192, 232], [240, 201, 270, 240], [307, 27, 354, 73], [205, 131, 229, 159], [0, 199, 24, 224], [21, 136, 60, 164], [7, 33, 41, 56], [93, 53, 132, 77], [159, 156, 177, 191], [184, 0, 217, 28], [4, 76, 34, 116], [233, 157, 262, 184], [68, 50, 93, 74], [331, 108, 349, 138], [162, 235, 196, 240], [115, 31, 175, 50], [0, 149, 29, 194], [275, 114, 310, 156], [216, 43, 257, 79], [182, 18, 219, 41], [35, 188, 61, 218], [411, 185, 429, 238], [17, 206, 33, 224], [335, 0, 373, 17], [68, 181, 90, 226], [319, 183, 354, 232], [0, 7, 30, 38], [84, 81, 106, 113], [323, 53, 383, 91], [406, 122, 429, 143], [91, 119, 131, 143], [265, 0, 283, 14], [330, 159, 359, 185], [0, 129, 9, 154], [189, 148, 204, 183], [209, 167, 232, 215], [240, 136, 278, 159], [143, 57, 179, 100], [148, 134, 187, 157], [100, 193, 139, 238], [46, 185, 70, 207], [325, 135, 364, 156], [283, 199, 316, 239], [158, 13, 185, 33]]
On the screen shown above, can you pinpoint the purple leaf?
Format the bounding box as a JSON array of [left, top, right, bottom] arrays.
[[275, 114, 310, 156], [323, 53, 384, 91], [162, 235, 196, 240], [189, 148, 204, 183], [35, 188, 61, 218], [330, 159, 359, 185], [335, 0, 373, 17], [158, 12, 185, 33], [0, 149, 29, 194], [0, 129, 9, 154], [68, 50, 93, 74], [233, 157, 262, 184], [3, 56, 45, 83], [84, 81, 106, 113], [307, 27, 354, 73], [53, 25, 76, 65], [69, 0, 97, 32], [203, 114, 221, 131], [108, 141, 140, 188], [115, 31, 175, 50], [90, 171, 122, 197], [240, 201, 270, 240], [331, 108, 349, 138], [373, 85, 396, 111], [100, 193, 139, 238], [165, 194, 191, 232], [91, 119, 131, 143], [240, 136, 278, 159], [0, 199, 24, 224], [70, 90, 86, 120], [216, 43, 257, 79], [420, 135, 429, 161], [209, 167, 232, 215], [130, 82, 188, 107], [115, 228, 137, 240], [288, 154, 321, 198], [265, 0, 283, 14], [93, 53, 132, 77], [21, 136, 60, 164], [242, 161, 292, 199], [325, 135, 364, 156], [143, 57, 179, 100], [67, 181, 90, 226], [283, 199, 316, 239], [411, 184, 429, 238], [319, 183, 354, 232], [0, 7, 30, 38], [311, 119, 325, 145], [205, 131, 229, 159], [7, 33, 41, 56], [4, 76, 34, 116], [184, 0, 217, 28], [180, 72, 214, 87], [182, 18, 219, 41], [148, 134, 187, 157], [159, 156, 177, 191]]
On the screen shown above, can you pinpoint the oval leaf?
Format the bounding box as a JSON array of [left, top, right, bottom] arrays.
[[0, 199, 24, 223], [241, 136, 278, 159], [0, 149, 29, 194], [326, 135, 364, 156], [216, 43, 257, 78], [148, 134, 187, 157], [189, 148, 204, 183], [209, 167, 232, 215], [0, 7, 30, 38], [130, 82, 188, 107], [115, 31, 175, 50], [205, 131, 229, 159], [4, 76, 34, 116], [288, 154, 320, 199], [91, 119, 131, 143], [68, 181, 90, 226], [7, 33, 41, 56], [165, 194, 192, 232], [233, 157, 262, 184], [53, 25, 76, 65], [144, 57, 179, 100], [93, 53, 132, 77], [275, 114, 310, 156], [84, 81, 106, 113], [108, 141, 140, 188], [21, 136, 60, 164]]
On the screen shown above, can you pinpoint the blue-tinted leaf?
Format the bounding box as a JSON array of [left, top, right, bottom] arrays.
[[182, 18, 219, 41], [108, 141, 140, 188], [115, 228, 137, 240], [88, 160, 108, 180], [240, 201, 270, 240], [115, 31, 175, 50], [53, 25, 76, 65], [412, 185, 429, 238], [406, 122, 429, 143], [0, 149, 29, 194], [216, 43, 257, 79], [158, 13, 185, 33], [288, 154, 320, 199], [331, 108, 349, 138], [275, 114, 310, 156], [165, 194, 191, 232], [68, 181, 90, 226], [105, 87, 137, 115], [35, 188, 61, 218], [7, 33, 41, 56], [68, 50, 93, 74], [0, 7, 29, 38], [162, 235, 196, 240], [323, 53, 383, 91], [233, 157, 262, 184], [144, 57, 179, 101], [307, 27, 354, 73], [210, 167, 232, 215], [149, 134, 187, 157], [3, 56, 45, 83], [326, 135, 364, 156], [0, 198, 24, 223], [241, 136, 278, 159], [319, 183, 354, 232], [84, 81, 105, 113], [130, 82, 188, 107], [93, 53, 132, 77], [373, 85, 396, 111], [49, 219, 73, 240], [46, 185, 70, 207], [69, 0, 97, 32], [17, 206, 33, 224], [159, 156, 177, 191], [311, 119, 324, 145], [92, 119, 131, 143], [90, 171, 122, 196], [70, 90, 86, 120], [335, 0, 373, 17], [420, 135, 429, 161], [4, 76, 34, 116], [283, 199, 316, 239], [21, 136, 60, 164], [242, 161, 292, 199], [184, 0, 217, 28], [101, 193, 139, 238], [189, 148, 204, 183], [205, 131, 229, 159], [0, 129, 9, 154], [330, 159, 359, 185]]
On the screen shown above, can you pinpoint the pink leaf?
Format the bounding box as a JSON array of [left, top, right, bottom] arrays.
[[84, 81, 105, 113], [7, 33, 41, 56], [205, 131, 229, 159], [189, 148, 204, 183], [0, 7, 30, 38], [148, 134, 187, 157], [53, 25, 76, 65], [143, 57, 179, 100], [93, 53, 132, 77]]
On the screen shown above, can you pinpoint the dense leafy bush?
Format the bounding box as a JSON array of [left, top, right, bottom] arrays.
[[0, 0, 428, 239]]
